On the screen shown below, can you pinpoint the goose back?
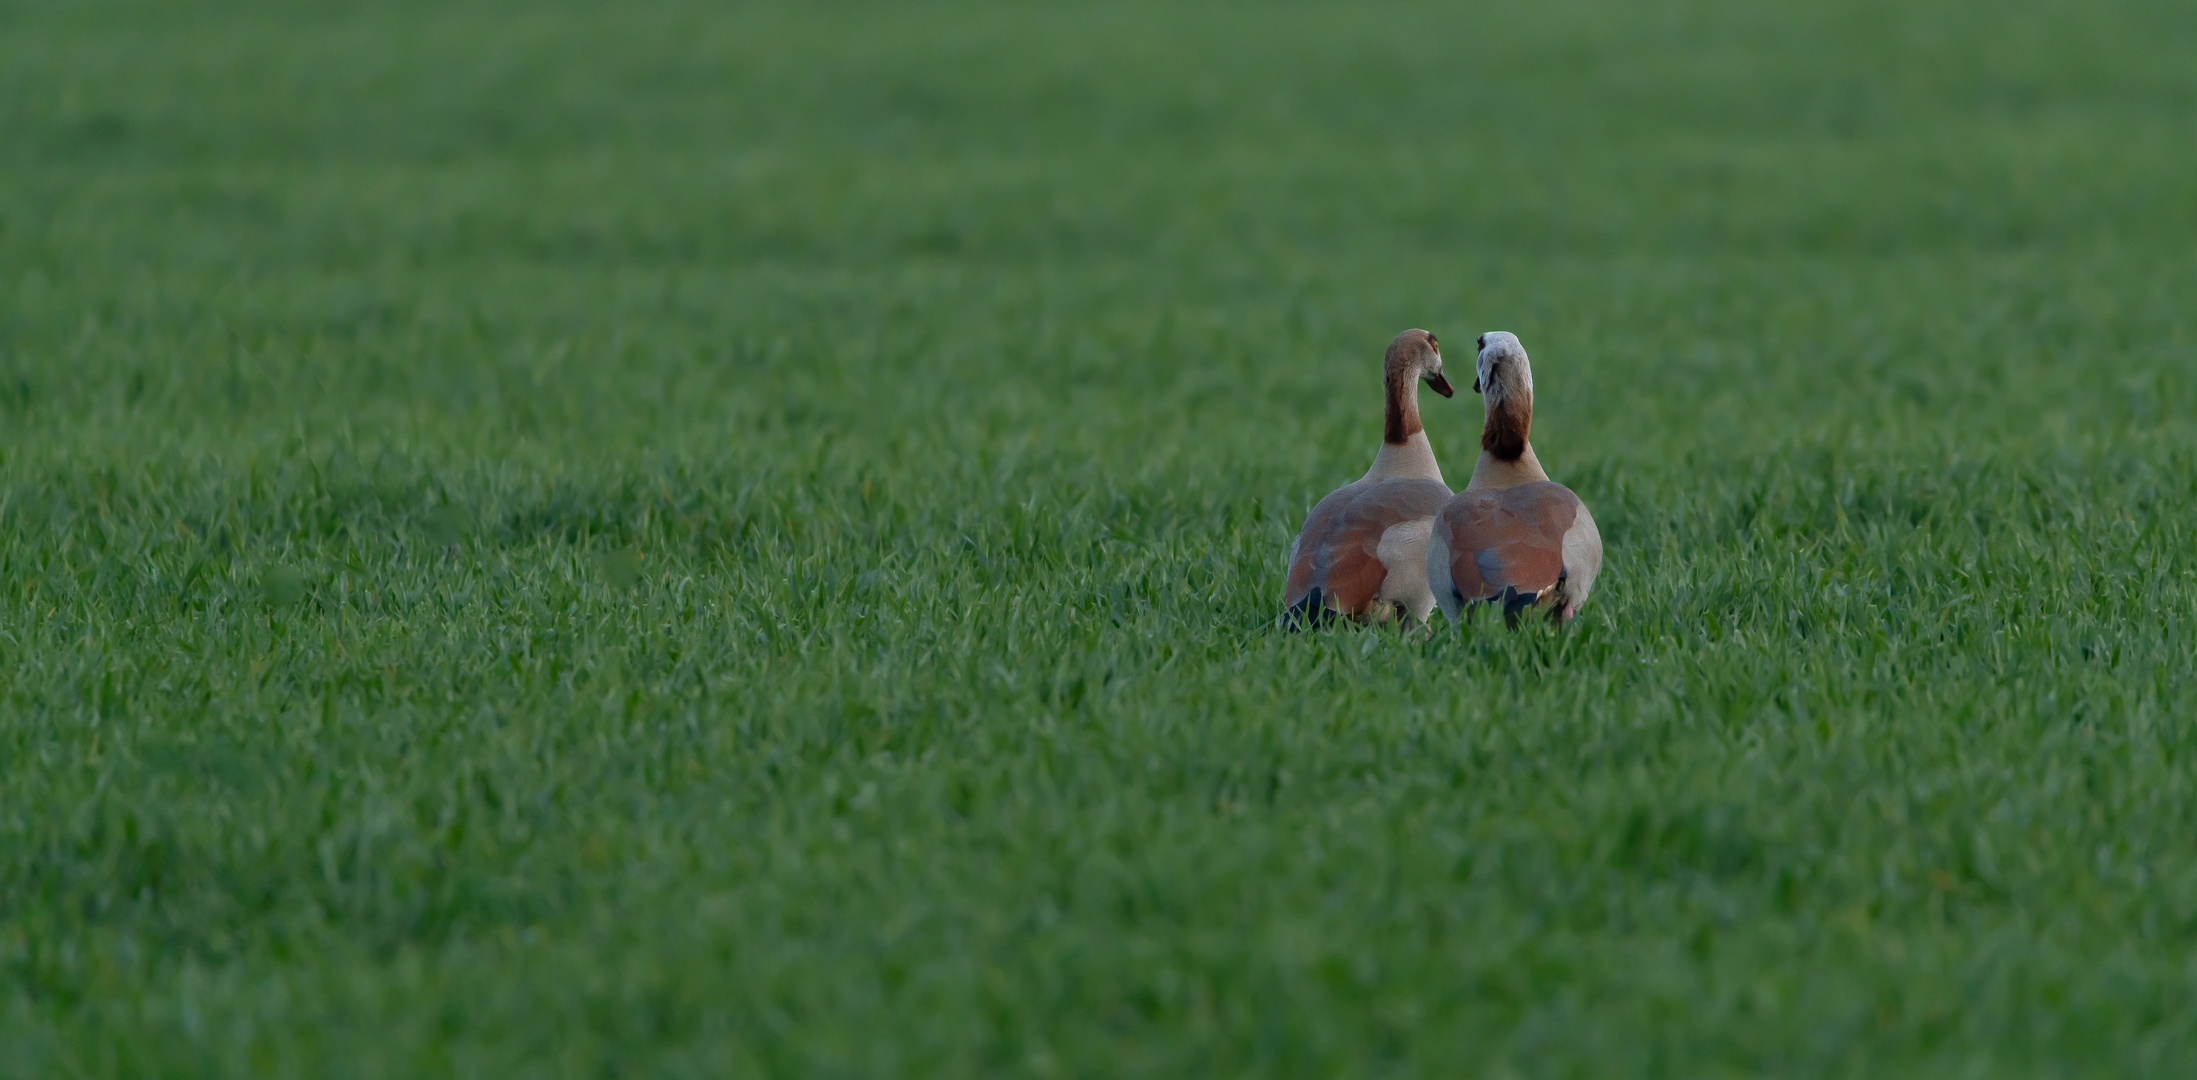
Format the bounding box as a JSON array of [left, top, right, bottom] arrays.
[[1427, 480, 1601, 625], [1284, 477, 1452, 624]]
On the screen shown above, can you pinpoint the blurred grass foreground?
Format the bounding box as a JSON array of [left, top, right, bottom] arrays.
[[4, 0, 2196, 1075]]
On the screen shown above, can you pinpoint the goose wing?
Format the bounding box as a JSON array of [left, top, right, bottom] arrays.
[[1284, 478, 1451, 618], [1430, 481, 1600, 619]]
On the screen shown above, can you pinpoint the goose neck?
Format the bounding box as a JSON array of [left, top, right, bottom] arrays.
[[1465, 444, 1549, 490], [1364, 431, 1446, 483]]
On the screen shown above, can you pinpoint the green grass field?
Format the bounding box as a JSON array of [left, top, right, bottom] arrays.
[[5, 0, 2196, 1074]]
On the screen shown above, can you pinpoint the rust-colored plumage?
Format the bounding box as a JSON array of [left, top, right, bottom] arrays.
[[1285, 478, 1451, 623], [1428, 481, 1599, 624]]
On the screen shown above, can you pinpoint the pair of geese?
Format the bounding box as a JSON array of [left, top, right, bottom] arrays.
[[1284, 329, 1601, 629]]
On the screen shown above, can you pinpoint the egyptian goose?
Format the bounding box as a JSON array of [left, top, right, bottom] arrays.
[[1426, 331, 1603, 626], [1283, 329, 1456, 627]]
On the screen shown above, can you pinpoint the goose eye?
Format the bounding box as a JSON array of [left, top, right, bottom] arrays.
[[1427, 335, 1438, 351], [1476, 335, 1486, 349]]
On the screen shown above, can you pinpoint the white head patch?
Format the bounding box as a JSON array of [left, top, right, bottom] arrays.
[[1475, 331, 1532, 403]]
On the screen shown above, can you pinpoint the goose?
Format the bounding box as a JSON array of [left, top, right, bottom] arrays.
[[1283, 329, 1455, 627], [1427, 331, 1603, 626]]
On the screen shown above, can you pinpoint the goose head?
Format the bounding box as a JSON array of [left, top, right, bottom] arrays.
[[1473, 331, 1534, 460], [1472, 331, 1532, 402], [1386, 328, 1454, 399]]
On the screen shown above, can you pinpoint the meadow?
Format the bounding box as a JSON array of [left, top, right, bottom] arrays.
[[4, 0, 2196, 1074]]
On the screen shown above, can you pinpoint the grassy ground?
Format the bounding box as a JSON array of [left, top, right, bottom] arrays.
[[5, 0, 2196, 1075]]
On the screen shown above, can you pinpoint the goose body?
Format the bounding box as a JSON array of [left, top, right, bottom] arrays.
[[1284, 329, 1455, 626], [1428, 332, 1603, 626]]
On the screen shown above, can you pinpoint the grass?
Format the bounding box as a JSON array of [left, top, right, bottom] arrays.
[[4, 0, 2196, 1074]]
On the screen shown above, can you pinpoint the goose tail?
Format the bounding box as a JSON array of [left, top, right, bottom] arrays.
[[1496, 569, 1570, 630], [1284, 587, 1333, 631]]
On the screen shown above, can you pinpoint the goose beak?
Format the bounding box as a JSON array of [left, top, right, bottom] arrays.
[[1426, 371, 1455, 398]]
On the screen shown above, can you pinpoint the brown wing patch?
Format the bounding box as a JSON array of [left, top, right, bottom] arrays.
[[1438, 513, 1490, 600], [1321, 538, 1389, 613], [1285, 549, 1316, 605], [1436, 482, 1580, 601], [1286, 478, 1450, 618]]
